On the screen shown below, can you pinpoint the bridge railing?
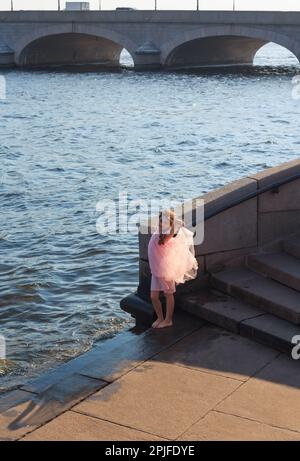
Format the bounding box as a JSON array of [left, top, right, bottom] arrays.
[[3, 0, 300, 13]]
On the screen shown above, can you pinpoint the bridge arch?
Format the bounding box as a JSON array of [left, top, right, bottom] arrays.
[[14, 24, 137, 68], [162, 25, 300, 68]]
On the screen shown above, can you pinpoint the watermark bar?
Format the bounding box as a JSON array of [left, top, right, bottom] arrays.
[[292, 75, 300, 100], [291, 335, 300, 360], [96, 193, 205, 245], [0, 335, 6, 360], [0, 75, 6, 100]]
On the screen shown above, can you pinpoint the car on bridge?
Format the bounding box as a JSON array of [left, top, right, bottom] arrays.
[[115, 7, 137, 11]]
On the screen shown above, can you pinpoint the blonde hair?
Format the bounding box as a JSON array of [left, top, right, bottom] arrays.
[[158, 209, 176, 246]]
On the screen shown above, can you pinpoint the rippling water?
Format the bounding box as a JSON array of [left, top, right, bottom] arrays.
[[0, 43, 299, 393]]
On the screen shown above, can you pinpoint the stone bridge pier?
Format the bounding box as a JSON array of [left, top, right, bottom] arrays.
[[0, 10, 300, 70]]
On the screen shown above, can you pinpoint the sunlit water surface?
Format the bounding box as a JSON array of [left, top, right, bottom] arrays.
[[0, 43, 299, 392]]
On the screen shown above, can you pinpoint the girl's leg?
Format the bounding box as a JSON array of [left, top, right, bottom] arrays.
[[150, 290, 164, 328], [157, 293, 174, 328]]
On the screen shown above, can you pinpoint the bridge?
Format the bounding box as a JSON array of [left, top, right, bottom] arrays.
[[0, 10, 300, 70]]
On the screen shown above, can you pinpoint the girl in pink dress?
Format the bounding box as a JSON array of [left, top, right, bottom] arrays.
[[148, 209, 198, 329]]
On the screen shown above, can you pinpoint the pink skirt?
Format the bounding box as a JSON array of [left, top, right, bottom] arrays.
[[151, 275, 176, 294]]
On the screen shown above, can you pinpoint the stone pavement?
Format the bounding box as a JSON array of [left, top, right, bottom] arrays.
[[1, 310, 300, 441]]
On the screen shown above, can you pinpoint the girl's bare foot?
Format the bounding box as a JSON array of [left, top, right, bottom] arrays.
[[152, 318, 164, 328], [157, 319, 173, 328]]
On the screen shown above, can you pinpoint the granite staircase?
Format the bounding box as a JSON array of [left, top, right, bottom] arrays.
[[179, 233, 300, 356]]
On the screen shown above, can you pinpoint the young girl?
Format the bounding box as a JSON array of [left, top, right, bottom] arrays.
[[148, 209, 198, 329]]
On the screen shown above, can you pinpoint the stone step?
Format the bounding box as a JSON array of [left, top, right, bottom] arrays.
[[178, 289, 264, 335], [211, 268, 300, 325], [247, 252, 300, 292], [240, 314, 300, 356], [284, 234, 300, 260], [178, 289, 300, 356]]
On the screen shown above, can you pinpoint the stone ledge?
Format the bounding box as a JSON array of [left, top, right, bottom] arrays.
[[0, 375, 106, 441], [248, 158, 300, 189], [178, 290, 264, 334]]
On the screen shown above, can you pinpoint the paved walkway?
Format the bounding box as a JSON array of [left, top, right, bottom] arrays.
[[1, 310, 300, 441]]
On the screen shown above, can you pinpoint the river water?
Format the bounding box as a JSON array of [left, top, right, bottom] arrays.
[[0, 43, 299, 393]]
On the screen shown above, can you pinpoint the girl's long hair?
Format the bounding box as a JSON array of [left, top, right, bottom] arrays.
[[158, 209, 176, 246]]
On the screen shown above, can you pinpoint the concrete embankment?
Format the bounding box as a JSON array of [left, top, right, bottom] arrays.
[[122, 158, 300, 356]]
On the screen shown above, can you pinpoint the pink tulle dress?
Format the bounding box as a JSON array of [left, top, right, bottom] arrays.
[[148, 223, 198, 294]]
